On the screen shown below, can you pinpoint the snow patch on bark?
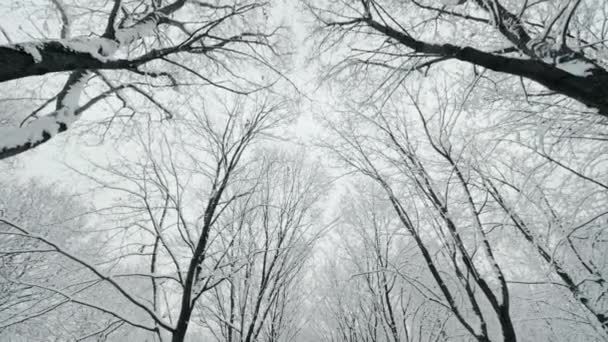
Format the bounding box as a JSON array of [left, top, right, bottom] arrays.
[[20, 43, 43, 62], [0, 72, 88, 152], [555, 60, 595, 76], [59, 72, 89, 107]]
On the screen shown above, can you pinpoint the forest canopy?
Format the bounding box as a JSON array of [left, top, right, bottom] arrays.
[[0, 1, 607, 341]]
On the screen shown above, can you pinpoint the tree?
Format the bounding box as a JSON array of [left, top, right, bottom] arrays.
[[0, 90, 325, 341], [308, 0, 608, 118], [468, 115, 608, 335], [0, 179, 122, 341], [202, 152, 326, 342], [0, 0, 281, 160], [318, 79, 607, 340], [3, 1, 608, 341]]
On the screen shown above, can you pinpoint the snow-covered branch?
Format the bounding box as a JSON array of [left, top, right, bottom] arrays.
[[0, 71, 89, 159], [0, 0, 187, 160]]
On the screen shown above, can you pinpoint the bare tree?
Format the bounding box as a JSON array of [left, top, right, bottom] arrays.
[[0, 92, 295, 341], [201, 152, 327, 342], [409, 88, 608, 339], [316, 182, 456, 342], [317, 77, 608, 340], [0, 179, 125, 340], [2, 2, 607, 341], [321, 108, 516, 341], [307, 0, 608, 118]]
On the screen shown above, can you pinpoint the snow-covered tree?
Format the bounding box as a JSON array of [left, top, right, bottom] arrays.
[[0, 0, 282, 160], [307, 0, 608, 118]]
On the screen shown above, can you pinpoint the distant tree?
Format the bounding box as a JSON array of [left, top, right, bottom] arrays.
[[0, 179, 121, 340], [202, 153, 326, 342], [316, 183, 455, 342]]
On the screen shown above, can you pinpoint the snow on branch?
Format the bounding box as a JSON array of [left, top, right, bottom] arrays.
[[0, 0, 180, 82], [0, 2, 182, 160], [0, 0, 268, 160], [0, 217, 175, 331], [0, 72, 89, 160]]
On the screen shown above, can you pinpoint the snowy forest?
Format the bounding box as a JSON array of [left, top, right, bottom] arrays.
[[0, 0, 607, 341]]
